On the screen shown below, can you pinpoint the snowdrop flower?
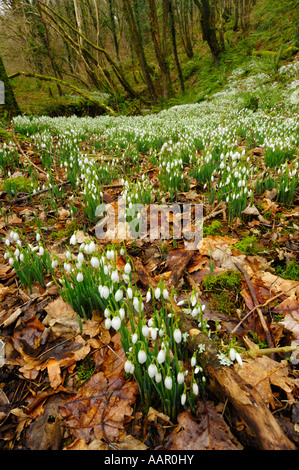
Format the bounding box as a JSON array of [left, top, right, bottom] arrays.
[[89, 241, 96, 253], [124, 262, 131, 274], [164, 375, 173, 390], [124, 359, 135, 374], [191, 356, 196, 367], [192, 382, 199, 396], [119, 308, 125, 320], [131, 333, 138, 344], [104, 308, 110, 318], [146, 290, 151, 303], [142, 324, 149, 337], [101, 285, 110, 299], [19, 253, 24, 262], [76, 272, 84, 282], [64, 262, 71, 272], [9, 257, 14, 266], [51, 259, 58, 269], [150, 327, 158, 341], [177, 371, 185, 384], [77, 252, 84, 264], [229, 348, 236, 362], [115, 289, 123, 302], [138, 349, 147, 364], [105, 317, 111, 330], [13, 232, 19, 242], [127, 286, 133, 299], [148, 363, 158, 378], [181, 393, 187, 406], [173, 328, 182, 344], [111, 315, 121, 331], [111, 270, 119, 283], [90, 256, 100, 268], [235, 352, 243, 366], [36, 232, 41, 242], [65, 250, 71, 259], [70, 234, 77, 245], [155, 372, 162, 383], [163, 288, 169, 299], [157, 349, 166, 364], [154, 287, 161, 300]]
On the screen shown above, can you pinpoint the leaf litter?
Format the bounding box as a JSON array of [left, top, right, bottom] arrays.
[[0, 105, 299, 451]]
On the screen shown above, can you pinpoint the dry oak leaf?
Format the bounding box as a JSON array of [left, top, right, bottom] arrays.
[[59, 371, 139, 444], [165, 404, 241, 450], [235, 356, 296, 408]]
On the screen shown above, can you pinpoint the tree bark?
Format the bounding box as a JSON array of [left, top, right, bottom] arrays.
[[121, 0, 158, 102], [0, 55, 21, 120], [193, 0, 223, 61], [148, 0, 173, 100]]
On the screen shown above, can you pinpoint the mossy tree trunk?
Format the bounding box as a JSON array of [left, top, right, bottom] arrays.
[[0, 55, 21, 120]]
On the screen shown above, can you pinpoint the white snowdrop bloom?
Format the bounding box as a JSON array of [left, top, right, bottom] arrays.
[[90, 257, 99, 269], [119, 308, 125, 320], [101, 285, 110, 299], [13, 232, 19, 242], [115, 289, 123, 302], [138, 349, 147, 364], [192, 382, 199, 396], [124, 360, 135, 374], [64, 262, 71, 272], [89, 241, 96, 253], [150, 327, 158, 341], [104, 308, 110, 318], [65, 250, 71, 259], [51, 259, 57, 269], [164, 376, 173, 390], [181, 393, 187, 406], [76, 272, 84, 282], [111, 315, 121, 331], [235, 352, 243, 366], [229, 348, 236, 362], [124, 262, 131, 274], [36, 232, 41, 242], [163, 288, 169, 299], [9, 257, 14, 266], [104, 265, 109, 275], [146, 290, 151, 303], [133, 296, 140, 312], [38, 246, 44, 256], [148, 363, 158, 378], [173, 328, 182, 344], [70, 234, 77, 245], [157, 349, 166, 364], [191, 356, 196, 367], [131, 333, 138, 344], [77, 252, 84, 264], [111, 270, 119, 283], [19, 253, 24, 262], [120, 248, 125, 256], [177, 372, 185, 384], [5, 238, 10, 246], [127, 287, 133, 299], [142, 324, 149, 337], [155, 372, 162, 383], [105, 317, 111, 330], [154, 287, 161, 300]]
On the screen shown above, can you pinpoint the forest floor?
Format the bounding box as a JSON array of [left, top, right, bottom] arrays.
[[0, 60, 299, 451]]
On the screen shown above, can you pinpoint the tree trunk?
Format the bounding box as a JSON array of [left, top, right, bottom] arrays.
[[148, 0, 173, 100], [0, 55, 21, 120], [121, 0, 158, 102], [194, 0, 223, 61], [169, 0, 185, 93]]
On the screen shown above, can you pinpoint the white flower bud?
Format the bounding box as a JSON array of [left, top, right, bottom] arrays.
[[138, 349, 147, 364], [76, 272, 84, 282], [164, 376, 172, 390], [148, 363, 157, 378], [173, 328, 182, 344]]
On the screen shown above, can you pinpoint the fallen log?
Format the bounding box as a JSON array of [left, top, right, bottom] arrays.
[[177, 311, 296, 450]]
